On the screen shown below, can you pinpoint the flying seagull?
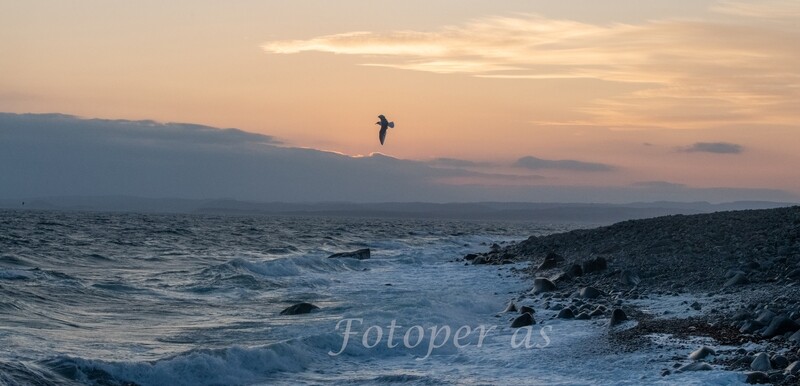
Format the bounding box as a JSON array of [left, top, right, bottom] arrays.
[[375, 114, 395, 145]]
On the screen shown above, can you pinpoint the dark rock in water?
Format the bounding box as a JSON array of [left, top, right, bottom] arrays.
[[787, 361, 800, 375], [532, 277, 557, 294], [490, 243, 501, 251], [472, 256, 489, 265], [771, 355, 789, 370], [557, 308, 575, 319], [761, 315, 800, 338], [688, 346, 716, 360], [538, 252, 563, 270], [519, 305, 535, 315], [464, 253, 478, 261], [579, 286, 602, 299], [280, 302, 319, 315], [678, 362, 712, 372], [511, 312, 535, 328], [503, 301, 518, 313], [745, 371, 770, 384], [724, 272, 749, 287], [740, 320, 765, 334], [575, 312, 590, 320], [751, 353, 772, 371], [582, 257, 607, 274], [619, 270, 640, 286], [690, 301, 702, 311], [328, 248, 370, 260], [609, 308, 628, 327]]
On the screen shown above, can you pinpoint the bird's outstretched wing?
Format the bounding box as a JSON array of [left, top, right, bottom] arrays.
[[378, 115, 388, 126], [379, 127, 387, 145]]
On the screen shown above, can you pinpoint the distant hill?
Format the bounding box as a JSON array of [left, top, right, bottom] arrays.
[[0, 196, 795, 224]]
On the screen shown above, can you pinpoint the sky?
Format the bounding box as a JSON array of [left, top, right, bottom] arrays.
[[1, 1, 799, 203]]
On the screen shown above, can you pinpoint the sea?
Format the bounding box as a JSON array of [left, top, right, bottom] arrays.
[[0, 210, 747, 385]]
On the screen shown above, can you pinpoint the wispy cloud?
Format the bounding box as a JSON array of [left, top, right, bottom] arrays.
[[513, 156, 615, 172], [263, 9, 800, 129], [712, 0, 800, 18], [681, 142, 744, 154]]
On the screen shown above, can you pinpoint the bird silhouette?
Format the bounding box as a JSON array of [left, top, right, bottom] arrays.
[[375, 114, 395, 145]]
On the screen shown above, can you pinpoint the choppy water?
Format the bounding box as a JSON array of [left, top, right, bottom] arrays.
[[1, 210, 745, 385]]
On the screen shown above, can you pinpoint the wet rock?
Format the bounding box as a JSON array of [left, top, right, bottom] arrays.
[[519, 305, 535, 315], [761, 315, 800, 338], [609, 308, 628, 327], [678, 362, 712, 372], [328, 248, 371, 260], [511, 312, 535, 328], [575, 312, 590, 320], [532, 278, 557, 294], [724, 272, 749, 287], [690, 301, 702, 310], [789, 330, 800, 343], [537, 252, 563, 270], [745, 371, 770, 384], [590, 306, 605, 317], [740, 320, 764, 334], [771, 354, 789, 370], [755, 310, 777, 325], [472, 256, 489, 265], [619, 270, 640, 286], [750, 352, 772, 372], [688, 346, 716, 360], [463, 253, 478, 261], [280, 302, 319, 315], [579, 286, 603, 299], [557, 308, 575, 319], [566, 264, 583, 278], [732, 309, 752, 321], [503, 301, 517, 313], [786, 361, 800, 375]]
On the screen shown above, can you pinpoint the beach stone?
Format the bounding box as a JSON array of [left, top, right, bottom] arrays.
[[732, 309, 752, 321], [786, 361, 800, 375], [690, 301, 702, 310], [771, 354, 789, 369], [789, 330, 800, 343], [609, 308, 628, 327], [740, 320, 764, 334], [750, 352, 772, 371], [280, 302, 319, 315], [619, 270, 640, 286], [575, 312, 590, 320], [745, 371, 770, 384], [755, 310, 777, 325], [688, 346, 716, 360], [538, 252, 563, 270], [532, 278, 557, 294], [590, 306, 605, 317], [678, 362, 712, 372], [580, 286, 603, 299], [327, 248, 370, 260], [511, 313, 535, 328], [519, 305, 535, 315], [761, 315, 799, 338], [472, 256, 489, 265], [724, 272, 749, 287], [463, 253, 477, 261], [557, 308, 575, 319], [582, 257, 607, 274], [503, 301, 517, 313]]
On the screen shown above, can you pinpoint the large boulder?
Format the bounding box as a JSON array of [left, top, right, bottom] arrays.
[[761, 315, 800, 338], [557, 308, 575, 319], [519, 305, 535, 315], [724, 272, 749, 287], [579, 286, 603, 299], [511, 313, 535, 328], [786, 361, 800, 375], [532, 278, 557, 294], [609, 308, 628, 327], [328, 248, 370, 260], [280, 302, 319, 315], [751, 353, 772, 372], [537, 252, 564, 270], [565, 264, 583, 278], [619, 270, 640, 286]]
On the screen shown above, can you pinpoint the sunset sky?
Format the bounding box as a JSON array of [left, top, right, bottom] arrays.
[[2, 1, 799, 202]]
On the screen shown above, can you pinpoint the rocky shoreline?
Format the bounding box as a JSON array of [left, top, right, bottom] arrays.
[[466, 206, 800, 384]]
